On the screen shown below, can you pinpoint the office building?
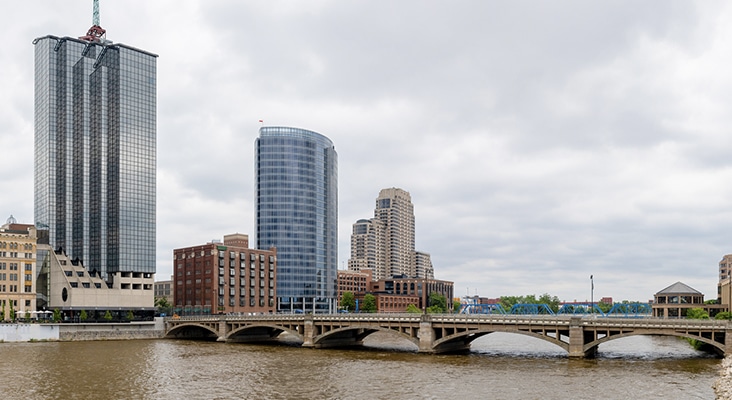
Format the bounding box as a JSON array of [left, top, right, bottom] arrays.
[[173, 234, 277, 315], [255, 127, 338, 313], [32, 6, 157, 296], [348, 188, 434, 280], [370, 276, 454, 312], [0, 216, 37, 321]]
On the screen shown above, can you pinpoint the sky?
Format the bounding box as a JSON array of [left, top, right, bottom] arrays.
[[1, 1, 731, 303]]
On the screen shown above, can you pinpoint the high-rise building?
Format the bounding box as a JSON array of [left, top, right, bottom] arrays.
[[347, 218, 386, 278], [32, 6, 157, 285], [348, 188, 434, 280], [255, 126, 338, 313]]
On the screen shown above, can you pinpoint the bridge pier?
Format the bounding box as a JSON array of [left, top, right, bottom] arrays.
[[301, 315, 315, 348], [568, 317, 593, 358], [217, 318, 227, 342], [418, 315, 435, 353], [726, 326, 732, 356]]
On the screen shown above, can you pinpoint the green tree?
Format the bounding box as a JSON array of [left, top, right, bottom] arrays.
[[9, 301, 15, 322], [453, 300, 462, 313], [127, 310, 135, 321], [53, 308, 61, 323], [155, 297, 172, 316], [427, 293, 447, 313], [79, 310, 88, 322], [361, 294, 377, 313], [1, 301, 5, 321], [686, 307, 711, 350], [340, 291, 356, 312], [715, 311, 732, 320], [597, 301, 613, 313], [538, 293, 561, 313], [686, 308, 709, 320], [405, 304, 421, 314], [103, 310, 113, 322]]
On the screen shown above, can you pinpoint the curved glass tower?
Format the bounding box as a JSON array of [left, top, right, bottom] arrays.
[[255, 127, 338, 313]]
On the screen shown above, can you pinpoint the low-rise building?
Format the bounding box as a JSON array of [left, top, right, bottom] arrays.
[[370, 276, 454, 312], [652, 281, 725, 318], [0, 216, 37, 321], [173, 233, 276, 315]]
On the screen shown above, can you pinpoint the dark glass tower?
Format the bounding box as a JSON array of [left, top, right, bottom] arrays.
[[33, 23, 157, 279], [255, 127, 338, 313]]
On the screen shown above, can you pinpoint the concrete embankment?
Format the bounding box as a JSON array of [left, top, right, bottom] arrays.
[[0, 318, 165, 342], [714, 357, 732, 399]]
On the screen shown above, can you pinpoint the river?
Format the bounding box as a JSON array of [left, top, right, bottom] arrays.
[[0, 332, 721, 399]]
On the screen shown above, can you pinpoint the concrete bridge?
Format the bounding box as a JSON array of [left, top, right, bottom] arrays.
[[164, 313, 732, 358]]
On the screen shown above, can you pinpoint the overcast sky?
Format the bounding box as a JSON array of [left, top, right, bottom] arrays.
[[1, 1, 731, 303]]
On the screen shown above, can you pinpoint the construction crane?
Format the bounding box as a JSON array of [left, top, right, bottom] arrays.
[[79, 0, 106, 42]]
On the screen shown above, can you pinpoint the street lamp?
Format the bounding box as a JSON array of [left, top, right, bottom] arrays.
[[590, 275, 594, 315]]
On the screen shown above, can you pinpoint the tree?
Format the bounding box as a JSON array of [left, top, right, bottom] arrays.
[[405, 304, 421, 314], [715, 311, 732, 320], [340, 291, 356, 312], [9, 301, 15, 322], [1, 301, 5, 321], [362, 294, 377, 313], [79, 309, 88, 322], [155, 297, 172, 316], [427, 293, 447, 313], [686, 308, 709, 320], [103, 310, 113, 322], [453, 300, 461, 313], [127, 310, 135, 321], [53, 308, 61, 323]]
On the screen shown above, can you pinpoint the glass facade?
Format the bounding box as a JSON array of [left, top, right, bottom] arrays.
[[255, 127, 337, 312], [33, 35, 157, 278]]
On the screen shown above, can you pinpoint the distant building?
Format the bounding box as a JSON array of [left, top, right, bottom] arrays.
[[154, 277, 173, 306], [0, 216, 37, 320], [255, 126, 338, 313], [600, 297, 613, 304], [337, 269, 372, 302], [348, 188, 434, 280], [652, 281, 724, 318], [720, 255, 732, 282], [370, 276, 453, 312], [173, 234, 277, 315]]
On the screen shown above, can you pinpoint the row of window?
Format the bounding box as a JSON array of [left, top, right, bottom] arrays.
[[0, 242, 33, 250], [0, 252, 33, 259]]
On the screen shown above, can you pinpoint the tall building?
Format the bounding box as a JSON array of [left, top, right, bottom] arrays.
[[347, 218, 386, 278], [255, 127, 338, 313], [376, 188, 415, 277], [173, 234, 277, 315], [348, 188, 434, 280], [32, 5, 157, 287]]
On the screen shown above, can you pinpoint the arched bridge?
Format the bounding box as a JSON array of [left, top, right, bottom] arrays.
[[164, 314, 732, 358]]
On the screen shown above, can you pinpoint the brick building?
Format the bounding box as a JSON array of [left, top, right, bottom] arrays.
[[173, 234, 276, 315]]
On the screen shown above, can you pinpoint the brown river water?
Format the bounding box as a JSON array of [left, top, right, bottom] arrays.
[[0, 332, 721, 399]]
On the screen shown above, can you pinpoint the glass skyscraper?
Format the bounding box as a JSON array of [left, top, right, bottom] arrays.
[[33, 26, 157, 279], [255, 127, 337, 313]]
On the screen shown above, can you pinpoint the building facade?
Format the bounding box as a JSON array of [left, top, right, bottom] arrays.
[[337, 269, 372, 306], [154, 277, 173, 306], [370, 277, 454, 313], [255, 127, 338, 313], [173, 234, 277, 315], [0, 217, 37, 321], [652, 281, 724, 318], [720, 254, 732, 283], [33, 19, 157, 285], [347, 219, 386, 278], [348, 188, 434, 280]]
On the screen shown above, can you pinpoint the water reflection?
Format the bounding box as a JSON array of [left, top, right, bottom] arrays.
[[0, 333, 720, 400]]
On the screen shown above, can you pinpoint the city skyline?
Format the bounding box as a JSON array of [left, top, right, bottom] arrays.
[[2, 2, 732, 302]]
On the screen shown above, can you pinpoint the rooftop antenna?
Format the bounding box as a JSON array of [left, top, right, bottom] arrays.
[[80, 0, 106, 42]]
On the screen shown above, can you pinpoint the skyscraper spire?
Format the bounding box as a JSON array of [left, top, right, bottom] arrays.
[[93, 0, 100, 26], [80, 0, 106, 42]]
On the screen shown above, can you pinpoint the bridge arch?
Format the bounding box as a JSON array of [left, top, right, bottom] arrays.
[[313, 326, 420, 349], [584, 331, 726, 355], [166, 322, 219, 340], [227, 323, 303, 343], [432, 328, 569, 354]]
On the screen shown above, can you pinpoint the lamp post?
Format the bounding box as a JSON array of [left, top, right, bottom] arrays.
[[590, 275, 594, 315]]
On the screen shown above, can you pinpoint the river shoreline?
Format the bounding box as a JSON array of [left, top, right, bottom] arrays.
[[714, 356, 732, 399]]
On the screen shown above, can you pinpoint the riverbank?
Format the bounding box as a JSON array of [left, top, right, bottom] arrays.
[[0, 318, 165, 342], [714, 356, 732, 399]]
